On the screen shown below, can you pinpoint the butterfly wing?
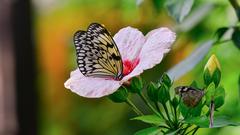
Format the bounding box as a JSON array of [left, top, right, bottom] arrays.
[[175, 86, 204, 107], [73, 23, 123, 80]]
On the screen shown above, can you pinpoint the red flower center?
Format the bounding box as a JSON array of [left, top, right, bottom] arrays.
[[123, 58, 140, 76]]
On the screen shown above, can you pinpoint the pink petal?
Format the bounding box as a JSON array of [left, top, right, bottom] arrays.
[[113, 26, 145, 61], [122, 28, 176, 81], [64, 69, 122, 98]]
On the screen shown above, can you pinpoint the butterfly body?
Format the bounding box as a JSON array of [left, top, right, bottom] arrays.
[[73, 23, 123, 80], [175, 86, 204, 107]]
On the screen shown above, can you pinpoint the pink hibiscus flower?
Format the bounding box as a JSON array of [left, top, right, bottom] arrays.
[[64, 26, 176, 98]]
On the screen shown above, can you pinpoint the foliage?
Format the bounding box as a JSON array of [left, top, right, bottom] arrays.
[[110, 55, 240, 134]]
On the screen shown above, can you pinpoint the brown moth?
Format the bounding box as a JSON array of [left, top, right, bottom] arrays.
[[175, 86, 204, 108]]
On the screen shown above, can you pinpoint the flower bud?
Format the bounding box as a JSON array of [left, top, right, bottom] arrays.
[[160, 73, 172, 88], [128, 77, 143, 93], [158, 84, 170, 104], [147, 82, 158, 102], [204, 54, 221, 87], [108, 87, 128, 103]]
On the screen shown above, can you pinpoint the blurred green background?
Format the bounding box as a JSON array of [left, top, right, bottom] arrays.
[[32, 0, 240, 135]]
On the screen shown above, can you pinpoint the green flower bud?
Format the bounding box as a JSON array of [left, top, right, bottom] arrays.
[[108, 87, 128, 103], [147, 82, 158, 102], [128, 77, 143, 93], [204, 54, 221, 87], [160, 73, 172, 88], [158, 84, 170, 104]]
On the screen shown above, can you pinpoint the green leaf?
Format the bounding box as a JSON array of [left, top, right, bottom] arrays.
[[108, 87, 128, 103], [129, 77, 143, 93], [158, 84, 170, 104], [212, 68, 221, 87], [229, 0, 240, 21], [184, 115, 240, 128], [165, 129, 181, 135], [215, 27, 229, 41], [131, 115, 164, 125], [134, 127, 161, 135], [205, 83, 225, 109], [147, 82, 158, 102], [160, 73, 172, 88], [213, 87, 225, 109], [170, 97, 179, 109], [203, 68, 212, 87], [165, 0, 194, 23], [184, 115, 209, 127], [179, 100, 203, 118], [190, 80, 199, 89], [232, 27, 240, 49], [205, 83, 215, 104]]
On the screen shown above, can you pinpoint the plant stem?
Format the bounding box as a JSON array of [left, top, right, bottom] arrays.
[[155, 102, 161, 112], [174, 106, 178, 124], [209, 99, 215, 128], [138, 92, 161, 116], [125, 98, 144, 116]]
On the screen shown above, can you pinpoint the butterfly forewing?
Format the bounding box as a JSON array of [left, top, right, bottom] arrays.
[[73, 23, 123, 80]]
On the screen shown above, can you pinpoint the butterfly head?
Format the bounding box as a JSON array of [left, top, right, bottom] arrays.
[[114, 72, 124, 81]]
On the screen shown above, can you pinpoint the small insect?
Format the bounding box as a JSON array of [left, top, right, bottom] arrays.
[[175, 86, 204, 107], [73, 23, 123, 80]]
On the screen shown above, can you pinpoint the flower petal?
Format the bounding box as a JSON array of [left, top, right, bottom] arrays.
[[122, 28, 176, 81], [64, 69, 122, 98], [113, 26, 145, 61]]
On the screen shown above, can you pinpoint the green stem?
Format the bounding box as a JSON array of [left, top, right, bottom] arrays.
[[138, 92, 161, 116], [174, 106, 178, 124], [125, 98, 144, 116], [155, 102, 161, 112]]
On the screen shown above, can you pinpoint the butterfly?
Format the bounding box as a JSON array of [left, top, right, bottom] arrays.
[[175, 86, 204, 107], [73, 23, 123, 80]]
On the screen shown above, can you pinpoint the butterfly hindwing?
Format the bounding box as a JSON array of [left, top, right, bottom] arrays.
[[73, 23, 123, 80], [175, 86, 204, 107]]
